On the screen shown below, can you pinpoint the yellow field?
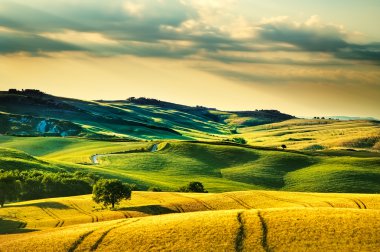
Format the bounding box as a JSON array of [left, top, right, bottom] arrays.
[[238, 119, 380, 151], [1, 190, 380, 251]]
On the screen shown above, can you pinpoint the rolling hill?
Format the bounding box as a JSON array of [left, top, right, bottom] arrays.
[[238, 118, 380, 151], [0, 190, 379, 251], [1, 89, 380, 251], [0, 89, 293, 140], [1, 138, 379, 193]]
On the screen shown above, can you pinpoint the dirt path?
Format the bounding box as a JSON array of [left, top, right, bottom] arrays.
[[90, 144, 159, 164]]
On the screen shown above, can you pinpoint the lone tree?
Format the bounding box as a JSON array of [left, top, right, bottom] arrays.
[[179, 182, 208, 193], [281, 144, 287, 150], [92, 179, 131, 208]]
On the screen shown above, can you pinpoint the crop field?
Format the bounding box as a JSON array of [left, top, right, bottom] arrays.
[[1, 190, 379, 232], [0, 190, 379, 251], [238, 119, 380, 151]]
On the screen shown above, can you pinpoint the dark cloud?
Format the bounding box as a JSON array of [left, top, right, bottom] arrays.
[[0, 0, 379, 66], [258, 21, 380, 63], [259, 23, 348, 52], [0, 32, 82, 54], [207, 54, 351, 66], [200, 67, 352, 85], [334, 43, 380, 63]]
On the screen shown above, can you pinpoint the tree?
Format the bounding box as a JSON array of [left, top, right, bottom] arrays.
[[232, 137, 247, 145], [281, 144, 287, 150], [0, 174, 20, 207], [179, 182, 208, 193], [92, 179, 131, 208]]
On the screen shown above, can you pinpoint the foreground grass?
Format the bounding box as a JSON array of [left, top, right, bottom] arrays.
[[0, 190, 379, 251]]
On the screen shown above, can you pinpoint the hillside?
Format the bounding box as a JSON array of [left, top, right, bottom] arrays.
[[238, 118, 380, 151], [0, 89, 293, 140], [0, 191, 379, 251], [1, 138, 379, 194]]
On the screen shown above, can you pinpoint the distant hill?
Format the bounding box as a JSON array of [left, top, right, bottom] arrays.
[[0, 89, 294, 140], [328, 116, 378, 121]]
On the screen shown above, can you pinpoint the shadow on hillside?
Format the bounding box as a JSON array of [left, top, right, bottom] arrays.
[[119, 205, 177, 215], [6, 201, 69, 209], [0, 218, 37, 234]]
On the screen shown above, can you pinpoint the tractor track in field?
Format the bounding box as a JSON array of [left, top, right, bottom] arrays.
[[122, 211, 132, 218], [173, 205, 185, 213], [356, 199, 367, 209], [68, 230, 95, 252], [89, 219, 140, 251], [324, 201, 334, 208], [349, 198, 367, 209], [176, 194, 214, 210], [17, 222, 27, 229], [39, 206, 64, 227], [67, 219, 135, 252], [169, 192, 213, 211], [70, 201, 99, 223], [257, 211, 270, 252], [234, 211, 246, 252], [225, 194, 252, 209], [257, 192, 311, 208]]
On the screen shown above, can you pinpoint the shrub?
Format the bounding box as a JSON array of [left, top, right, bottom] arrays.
[[148, 186, 162, 192], [232, 138, 247, 145], [179, 182, 208, 193]]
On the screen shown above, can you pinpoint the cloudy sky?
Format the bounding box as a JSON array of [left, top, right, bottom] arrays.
[[1, 0, 380, 118]]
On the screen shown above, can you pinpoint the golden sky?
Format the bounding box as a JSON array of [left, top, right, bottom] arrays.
[[1, 0, 380, 118]]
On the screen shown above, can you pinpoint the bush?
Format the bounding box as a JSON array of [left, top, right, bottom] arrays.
[[232, 138, 247, 144], [178, 182, 208, 193], [148, 186, 162, 192]]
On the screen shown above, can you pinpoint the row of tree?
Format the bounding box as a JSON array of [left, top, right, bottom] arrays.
[[0, 170, 98, 207], [1, 168, 209, 208]]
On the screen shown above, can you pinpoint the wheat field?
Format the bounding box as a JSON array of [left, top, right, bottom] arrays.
[[1, 190, 380, 251]]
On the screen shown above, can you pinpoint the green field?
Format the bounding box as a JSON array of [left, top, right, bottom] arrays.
[[1, 136, 379, 193], [0, 92, 294, 141]]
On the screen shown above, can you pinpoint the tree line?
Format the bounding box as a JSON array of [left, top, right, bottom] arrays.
[[1, 167, 209, 209], [0, 169, 98, 207]]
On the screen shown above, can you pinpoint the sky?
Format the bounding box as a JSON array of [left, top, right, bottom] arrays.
[[0, 0, 380, 118]]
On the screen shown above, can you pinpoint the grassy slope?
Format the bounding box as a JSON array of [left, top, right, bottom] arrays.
[[0, 92, 231, 140], [85, 142, 380, 193], [238, 119, 380, 151], [1, 137, 380, 193], [0, 191, 379, 251], [1, 190, 379, 232]]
